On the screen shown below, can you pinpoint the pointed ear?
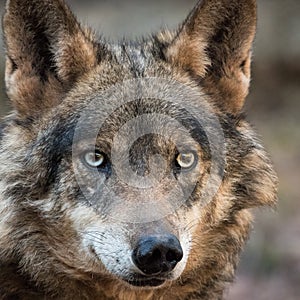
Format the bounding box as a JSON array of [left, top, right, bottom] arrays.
[[3, 0, 100, 117], [165, 0, 257, 114]]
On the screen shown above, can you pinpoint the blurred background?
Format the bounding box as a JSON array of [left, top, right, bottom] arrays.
[[0, 1, 299, 299]]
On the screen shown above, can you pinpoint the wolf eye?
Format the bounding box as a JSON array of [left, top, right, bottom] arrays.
[[176, 152, 197, 170], [83, 150, 105, 168]]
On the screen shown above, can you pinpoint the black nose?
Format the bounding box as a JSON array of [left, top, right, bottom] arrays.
[[132, 234, 183, 275]]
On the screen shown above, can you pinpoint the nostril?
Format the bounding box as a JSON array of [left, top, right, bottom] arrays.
[[166, 249, 183, 264]]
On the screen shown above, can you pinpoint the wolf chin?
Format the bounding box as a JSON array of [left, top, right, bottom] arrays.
[[0, 0, 278, 299]]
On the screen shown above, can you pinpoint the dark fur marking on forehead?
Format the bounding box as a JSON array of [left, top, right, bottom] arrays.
[[121, 44, 147, 77]]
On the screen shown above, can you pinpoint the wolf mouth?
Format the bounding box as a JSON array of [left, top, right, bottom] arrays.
[[124, 277, 166, 288]]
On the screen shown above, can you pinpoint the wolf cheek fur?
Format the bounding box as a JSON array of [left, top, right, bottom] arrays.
[[0, 0, 278, 300]]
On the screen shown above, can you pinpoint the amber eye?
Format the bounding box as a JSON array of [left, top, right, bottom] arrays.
[[83, 150, 105, 168], [176, 152, 197, 170]]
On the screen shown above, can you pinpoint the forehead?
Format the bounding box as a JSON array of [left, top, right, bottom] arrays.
[[111, 43, 151, 76], [47, 41, 214, 156], [63, 42, 207, 114], [70, 97, 209, 152]]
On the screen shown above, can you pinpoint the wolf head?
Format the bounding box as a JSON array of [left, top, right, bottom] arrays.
[[0, 0, 278, 298]]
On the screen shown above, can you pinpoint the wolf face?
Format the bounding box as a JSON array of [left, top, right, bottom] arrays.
[[0, 0, 278, 299]]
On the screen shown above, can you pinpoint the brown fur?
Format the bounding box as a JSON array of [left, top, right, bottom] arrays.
[[0, 0, 278, 299]]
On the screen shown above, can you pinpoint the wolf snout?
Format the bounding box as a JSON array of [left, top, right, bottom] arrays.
[[132, 234, 183, 276]]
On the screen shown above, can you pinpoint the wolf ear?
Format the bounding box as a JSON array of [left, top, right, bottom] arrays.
[[165, 0, 257, 114], [3, 0, 99, 116]]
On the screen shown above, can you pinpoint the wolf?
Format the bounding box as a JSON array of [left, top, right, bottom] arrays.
[[0, 0, 278, 299]]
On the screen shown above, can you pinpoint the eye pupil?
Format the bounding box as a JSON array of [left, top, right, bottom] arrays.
[[176, 152, 196, 169]]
